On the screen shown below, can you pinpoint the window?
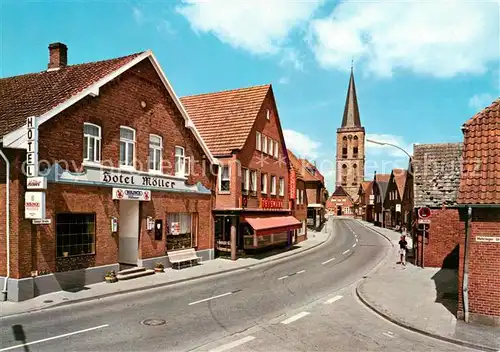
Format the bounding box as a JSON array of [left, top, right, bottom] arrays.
[[242, 168, 249, 193], [175, 146, 190, 177], [296, 189, 300, 203], [261, 173, 267, 194], [353, 164, 358, 184], [262, 135, 268, 155], [341, 164, 347, 186], [83, 123, 101, 163], [219, 165, 230, 193], [353, 135, 359, 157], [56, 213, 95, 257], [167, 213, 197, 250], [279, 177, 284, 196], [271, 175, 277, 195], [256, 132, 262, 151], [250, 170, 257, 195], [266, 109, 270, 120], [149, 134, 162, 172], [120, 126, 135, 168], [274, 141, 279, 159], [268, 138, 274, 155], [342, 136, 348, 158], [300, 189, 304, 204]]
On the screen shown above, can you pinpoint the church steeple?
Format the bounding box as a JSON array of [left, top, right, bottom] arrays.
[[341, 66, 361, 128]]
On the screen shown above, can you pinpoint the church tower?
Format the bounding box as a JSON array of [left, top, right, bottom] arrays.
[[335, 66, 365, 200]]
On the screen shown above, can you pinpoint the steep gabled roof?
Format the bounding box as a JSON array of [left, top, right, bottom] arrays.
[[299, 158, 325, 184], [287, 149, 305, 181], [458, 98, 500, 204], [341, 68, 361, 128], [413, 143, 463, 208], [180, 84, 271, 156], [392, 168, 407, 197], [332, 185, 349, 196]]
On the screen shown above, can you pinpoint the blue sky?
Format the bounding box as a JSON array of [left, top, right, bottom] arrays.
[[1, 0, 499, 191]]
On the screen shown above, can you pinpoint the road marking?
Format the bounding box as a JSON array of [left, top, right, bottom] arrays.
[[356, 238, 359, 242], [383, 332, 395, 338], [280, 311, 310, 325], [209, 336, 256, 352], [278, 275, 288, 280], [324, 295, 343, 304], [322, 257, 335, 265], [342, 250, 350, 255], [0, 324, 109, 352], [188, 291, 234, 305], [296, 270, 305, 274], [352, 243, 357, 248]]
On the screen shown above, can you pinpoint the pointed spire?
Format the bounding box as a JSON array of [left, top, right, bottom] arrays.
[[341, 64, 361, 128]]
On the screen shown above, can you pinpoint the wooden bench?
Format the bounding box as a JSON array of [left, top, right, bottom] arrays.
[[167, 248, 201, 269]]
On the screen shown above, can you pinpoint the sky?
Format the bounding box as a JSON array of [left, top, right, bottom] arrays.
[[1, 0, 499, 192]]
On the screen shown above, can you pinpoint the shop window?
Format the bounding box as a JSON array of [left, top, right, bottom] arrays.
[[274, 140, 279, 159], [262, 135, 268, 155], [256, 131, 261, 151], [219, 165, 230, 193], [261, 173, 268, 194], [279, 177, 284, 196], [83, 123, 101, 163], [120, 126, 135, 168], [271, 175, 277, 195], [242, 168, 249, 194], [250, 170, 257, 195], [175, 146, 189, 177], [166, 213, 196, 251], [149, 134, 162, 172], [56, 213, 95, 258]]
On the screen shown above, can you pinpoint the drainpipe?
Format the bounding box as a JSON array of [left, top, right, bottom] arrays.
[[0, 149, 10, 301], [462, 206, 472, 323]]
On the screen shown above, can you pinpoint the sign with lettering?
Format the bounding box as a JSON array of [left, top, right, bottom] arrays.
[[26, 116, 38, 177], [170, 222, 180, 235], [418, 218, 431, 224], [27, 176, 47, 190], [260, 198, 283, 209], [476, 236, 500, 243], [395, 204, 401, 212], [32, 219, 51, 225], [25, 192, 46, 219], [289, 170, 296, 199], [112, 188, 151, 201]]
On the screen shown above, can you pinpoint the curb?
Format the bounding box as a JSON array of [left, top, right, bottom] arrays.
[[1, 224, 333, 318], [355, 219, 395, 246]]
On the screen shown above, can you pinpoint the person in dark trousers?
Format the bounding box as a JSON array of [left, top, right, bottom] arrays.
[[398, 235, 408, 266]]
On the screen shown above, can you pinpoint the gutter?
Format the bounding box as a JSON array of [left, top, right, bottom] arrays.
[[0, 148, 10, 301], [463, 206, 472, 323]]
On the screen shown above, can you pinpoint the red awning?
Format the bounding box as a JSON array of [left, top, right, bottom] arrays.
[[242, 215, 302, 236]]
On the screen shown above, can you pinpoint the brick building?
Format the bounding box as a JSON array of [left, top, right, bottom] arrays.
[[357, 181, 374, 221], [401, 160, 414, 232], [412, 143, 463, 269], [457, 98, 500, 326], [383, 168, 407, 228], [326, 186, 354, 216], [288, 150, 308, 243], [0, 43, 217, 301], [372, 173, 390, 227], [181, 85, 301, 259], [300, 159, 327, 229]]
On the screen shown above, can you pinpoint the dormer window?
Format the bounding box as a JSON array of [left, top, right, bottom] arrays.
[[83, 123, 101, 163]]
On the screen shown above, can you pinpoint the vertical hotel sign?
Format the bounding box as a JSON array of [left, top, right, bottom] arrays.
[[289, 169, 296, 199], [25, 116, 46, 219]]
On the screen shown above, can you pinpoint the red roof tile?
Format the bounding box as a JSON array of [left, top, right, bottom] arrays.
[[0, 52, 143, 136], [180, 85, 271, 156], [287, 149, 305, 180], [298, 158, 325, 184], [458, 98, 500, 204], [392, 168, 407, 197]]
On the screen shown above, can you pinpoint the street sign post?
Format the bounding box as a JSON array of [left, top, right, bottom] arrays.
[[418, 207, 431, 269], [418, 219, 431, 224]]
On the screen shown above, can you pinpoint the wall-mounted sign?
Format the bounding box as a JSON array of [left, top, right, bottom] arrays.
[[26, 116, 39, 178], [289, 170, 296, 199], [25, 191, 46, 219], [418, 218, 431, 225], [27, 176, 47, 190], [112, 188, 151, 201], [260, 198, 283, 209], [395, 204, 401, 212], [476, 236, 500, 243], [32, 219, 51, 225], [369, 195, 374, 205]]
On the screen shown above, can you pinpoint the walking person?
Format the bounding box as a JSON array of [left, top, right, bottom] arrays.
[[398, 235, 408, 266]]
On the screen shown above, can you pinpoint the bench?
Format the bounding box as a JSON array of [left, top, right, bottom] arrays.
[[167, 248, 201, 269]]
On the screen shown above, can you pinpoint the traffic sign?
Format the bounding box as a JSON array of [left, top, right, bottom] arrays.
[[418, 219, 431, 224], [418, 207, 431, 219]]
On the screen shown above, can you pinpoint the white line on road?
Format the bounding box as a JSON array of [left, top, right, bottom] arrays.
[[383, 332, 395, 338], [278, 275, 288, 280], [296, 270, 305, 274], [352, 243, 357, 248], [280, 311, 310, 325], [0, 324, 109, 352], [321, 257, 335, 265], [209, 336, 256, 352], [324, 295, 343, 304], [188, 292, 233, 305], [356, 238, 359, 242], [342, 250, 350, 255]]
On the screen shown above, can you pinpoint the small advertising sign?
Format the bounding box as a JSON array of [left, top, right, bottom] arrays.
[[476, 236, 500, 243], [170, 222, 180, 235], [25, 192, 46, 219], [32, 219, 51, 225], [395, 204, 401, 212], [289, 170, 296, 199], [27, 177, 47, 190], [26, 116, 38, 178], [112, 188, 151, 201]]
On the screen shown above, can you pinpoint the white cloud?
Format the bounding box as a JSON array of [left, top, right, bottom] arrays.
[[132, 7, 144, 25], [469, 93, 495, 111], [177, 0, 323, 66], [280, 48, 304, 71], [278, 76, 290, 85], [308, 1, 499, 78], [365, 134, 413, 159], [283, 129, 321, 159]]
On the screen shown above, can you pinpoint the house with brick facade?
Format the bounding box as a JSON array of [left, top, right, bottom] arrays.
[[383, 168, 407, 228], [300, 159, 327, 229], [181, 85, 301, 260], [326, 186, 354, 216], [357, 181, 374, 221], [412, 143, 463, 269], [401, 160, 414, 232], [0, 43, 218, 301], [457, 98, 500, 326], [372, 173, 390, 227], [287, 150, 308, 243]]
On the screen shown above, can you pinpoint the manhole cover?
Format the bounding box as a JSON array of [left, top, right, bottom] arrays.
[[141, 319, 166, 326]]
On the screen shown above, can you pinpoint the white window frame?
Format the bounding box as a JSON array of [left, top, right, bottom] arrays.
[[271, 175, 277, 195], [261, 173, 268, 194], [279, 177, 284, 196], [119, 126, 135, 169], [262, 135, 268, 155], [148, 134, 163, 173], [175, 146, 190, 177], [266, 109, 270, 120], [274, 140, 279, 159], [256, 132, 261, 151], [219, 165, 230, 193], [300, 189, 304, 204], [268, 138, 274, 155], [250, 170, 257, 195], [296, 189, 300, 203], [242, 167, 249, 194], [83, 122, 101, 163]]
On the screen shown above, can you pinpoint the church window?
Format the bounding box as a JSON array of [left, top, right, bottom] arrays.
[[342, 136, 348, 158], [353, 136, 359, 158], [353, 164, 358, 184], [341, 164, 347, 186]]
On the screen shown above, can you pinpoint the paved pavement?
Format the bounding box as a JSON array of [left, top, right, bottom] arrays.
[[0, 218, 475, 352], [356, 220, 500, 352]]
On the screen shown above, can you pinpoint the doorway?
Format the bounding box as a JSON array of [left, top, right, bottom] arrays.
[[119, 200, 139, 265], [337, 206, 342, 216]]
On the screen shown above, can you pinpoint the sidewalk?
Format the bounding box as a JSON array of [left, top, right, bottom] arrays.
[[0, 227, 331, 318], [356, 220, 500, 352]]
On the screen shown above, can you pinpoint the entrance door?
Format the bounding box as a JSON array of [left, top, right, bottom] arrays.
[[119, 200, 139, 265]]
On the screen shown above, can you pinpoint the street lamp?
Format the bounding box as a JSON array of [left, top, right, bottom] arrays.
[[366, 139, 412, 159]]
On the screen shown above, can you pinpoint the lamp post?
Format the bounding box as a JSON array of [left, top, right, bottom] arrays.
[[366, 139, 412, 159]]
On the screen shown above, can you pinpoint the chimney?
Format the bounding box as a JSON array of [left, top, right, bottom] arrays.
[[48, 42, 68, 70]]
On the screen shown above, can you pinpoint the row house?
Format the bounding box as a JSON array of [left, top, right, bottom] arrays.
[[356, 181, 373, 221], [300, 160, 327, 229], [288, 150, 308, 243], [326, 186, 354, 216], [180, 85, 302, 260], [383, 168, 407, 228], [372, 173, 390, 227], [0, 43, 217, 301]]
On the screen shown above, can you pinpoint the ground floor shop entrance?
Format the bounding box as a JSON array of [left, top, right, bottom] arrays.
[[119, 200, 140, 265]]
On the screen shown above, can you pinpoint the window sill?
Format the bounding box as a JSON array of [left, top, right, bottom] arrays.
[[149, 169, 163, 175], [119, 165, 136, 171], [82, 161, 102, 167], [219, 191, 230, 195]]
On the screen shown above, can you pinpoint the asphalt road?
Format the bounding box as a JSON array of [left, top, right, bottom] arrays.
[[0, 218, 473, 352]]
